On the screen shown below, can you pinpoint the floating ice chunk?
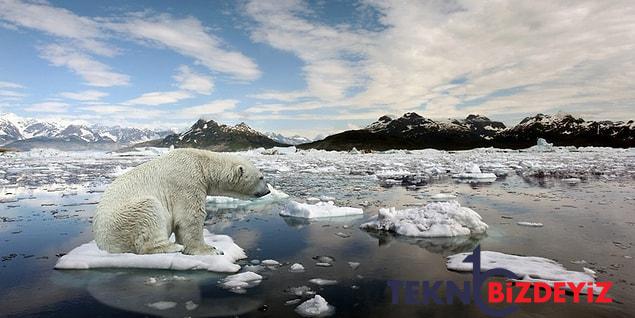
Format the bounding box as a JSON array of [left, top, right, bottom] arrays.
[[360, 201, 488, 237], [348, 262, 360, 270], [319, 195, 335, 201], [287, 285, 315, 296], [185, 300, 198, 311], [54, 230, 246, 272], [207, 184, 289, 206], [446, 251, 599, 294], [219, 271, 262, 293], [349, 147, 361, 154], [452, 164, 497, 181], [285, 299, 302, 306], [290, 263, 305, 272], [261, 259, 280, 266], [308, 278, 338, 286], [526, 138, 555, 152], [517, 222, 544, 227], [280, 201, 363, 219], [563, 178, 581, 184], [295, 295, 335, 317], [261, 146, 297, 155], [243, 264, 265, 273], [430, 193, 457, 202], [146, 301, 177, 310]]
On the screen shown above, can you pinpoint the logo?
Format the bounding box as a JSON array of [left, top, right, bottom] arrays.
[[387, 245, 612, 317]]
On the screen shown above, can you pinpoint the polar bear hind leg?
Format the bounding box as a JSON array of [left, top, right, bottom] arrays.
[[116, 196, 183, 254]]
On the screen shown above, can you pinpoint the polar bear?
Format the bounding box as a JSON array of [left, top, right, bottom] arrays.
[[93, 148, 270, 255]]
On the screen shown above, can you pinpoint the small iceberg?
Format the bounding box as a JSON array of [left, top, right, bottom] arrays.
[[295, 295, 335, 317], [290, 263, 305, 272], [526, 138, 555, 152], [360, 201, 488, 237], [280, 201, 363, 219], [452, 164, 497, 181], [219, 271, 263, 294], [54, 230, 246, 273], [447, 250, 599, 294]]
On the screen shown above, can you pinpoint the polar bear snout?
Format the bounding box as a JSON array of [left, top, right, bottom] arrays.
[[255, 188, 271, 197]]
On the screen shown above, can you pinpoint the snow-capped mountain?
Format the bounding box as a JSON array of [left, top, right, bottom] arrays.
[[0, 113, 174, 150], [497, 113, 635, 148], [264, 132, 312, 145], [300, 112, 634, 151], [157, 119, 288, 151]]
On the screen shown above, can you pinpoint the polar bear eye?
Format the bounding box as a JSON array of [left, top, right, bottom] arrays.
[[259, 176, 264, 180]]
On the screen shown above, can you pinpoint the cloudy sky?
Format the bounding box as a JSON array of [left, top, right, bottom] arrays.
[[0, 0, 633, 137]]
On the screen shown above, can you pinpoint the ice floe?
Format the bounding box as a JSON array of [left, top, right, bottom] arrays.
[[290, 263, 305, 272], [360, 201, 488, 237], [287, 285, 316, 297], [280, 201, 363, 219], [219, 271, 263, 293], [446, 250, 599, 294], [517, 221, 544, 227], [295, 295, 335, 317], [207, 184, 289, 207], [430, 193, 457, 202], [452, 164, 497, 181], [261, 259, 281, 266], [308, 278, 338, 286], [54, 230, 246, 272], [146, 301, 177, 310]]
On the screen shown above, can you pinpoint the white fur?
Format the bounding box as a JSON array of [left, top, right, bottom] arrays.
[[93, 148, 269, 255]]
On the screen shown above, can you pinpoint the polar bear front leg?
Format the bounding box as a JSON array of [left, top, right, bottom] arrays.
[[174, 205, 222, 255]]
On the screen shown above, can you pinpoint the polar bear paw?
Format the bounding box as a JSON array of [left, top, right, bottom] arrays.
[[143, 242, 185, 254], [184, 244, 224, 256]]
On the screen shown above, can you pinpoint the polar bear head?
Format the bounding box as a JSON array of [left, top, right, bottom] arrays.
[[214, 155, 270, 199]]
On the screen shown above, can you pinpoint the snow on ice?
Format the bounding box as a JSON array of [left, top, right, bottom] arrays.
[[280, 201, 363, 219], [360, 201, 488, 237], [55, 230, 246, 272], [446, 250, 599, 294]]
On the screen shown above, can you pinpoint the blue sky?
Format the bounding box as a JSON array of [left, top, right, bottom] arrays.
[[0, 0, 633, 137]]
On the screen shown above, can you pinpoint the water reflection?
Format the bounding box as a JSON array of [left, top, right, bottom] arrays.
[[363, 231, 484, 255], [53, 270, 264, 317]]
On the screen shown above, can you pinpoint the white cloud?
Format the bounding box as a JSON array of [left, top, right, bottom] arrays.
[[25, 101, 69, 113], [174, 65, 214, 95], [124, 90, 192, 106], [60, 90, 108, 101], [246, 0, 369, 101], [39, 44, 129, 87], [244, 0, 635, 123], [0, 81, 23, 89], [248, 90, 309, 102], [0, 0, 116, 56], [0, 90, 25, 98], [180, 99, 239, 117], [106, 14, 260, 81]]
